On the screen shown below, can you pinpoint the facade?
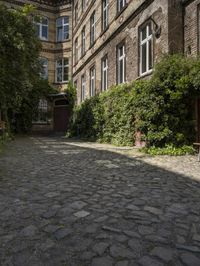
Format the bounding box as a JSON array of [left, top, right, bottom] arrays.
[[72, 0, 183, 104], [183, 0, 200, 141], [2, 0, 200, 139], [3, 0, 73, 133]]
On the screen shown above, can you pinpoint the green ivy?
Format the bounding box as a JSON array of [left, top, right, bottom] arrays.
[[68, 55, 200, 149]]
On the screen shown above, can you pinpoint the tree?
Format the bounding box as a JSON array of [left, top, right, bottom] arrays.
[[0, 4, 55, 133]]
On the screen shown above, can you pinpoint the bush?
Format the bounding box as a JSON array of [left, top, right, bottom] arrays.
[[69, 55, 200, 149], [141, 145, 195, 156]]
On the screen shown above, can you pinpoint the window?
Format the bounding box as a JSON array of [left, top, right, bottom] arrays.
[[74, 38, 78, 63], [90, 11, 96, 46], [102, 0, 109, 31], [82, 0, 86, 12], [117, 43, 126, 84], [90, 66, 96, 97], [101, 56, 108, 91], [81, 27, 86, 56], [56, 17, 69, 42], [56, 58, 69, 83], [75, 3, 78, 25], [34, 16, 48, 40], [81, 74, 86, 102], [40, 58, 48, 80], [117, 0, 126, 13], [33, 99, 48, 123], [140, 22, 153, 75]]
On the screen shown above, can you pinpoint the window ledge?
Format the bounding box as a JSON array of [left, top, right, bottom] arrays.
[[137, 70, 153, 79]]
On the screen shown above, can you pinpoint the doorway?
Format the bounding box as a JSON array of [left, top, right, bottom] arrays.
[[53, 99, 71, 132]]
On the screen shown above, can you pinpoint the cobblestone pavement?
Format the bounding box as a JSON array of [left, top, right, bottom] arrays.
[[0, 136, 200, 266]]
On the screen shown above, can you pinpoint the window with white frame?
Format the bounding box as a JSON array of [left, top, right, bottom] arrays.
[[117, 43, 126, 84], [40, 58, 48, 80], [102, 0, 109, 31], [140, 22, 153, 75], [56, 17, 69, 42], [74, 38, 78, 63], [81, 27, 86, 56], [56, 58, 69, 83], [90, 66, 96, 97], [117, 0, 126, 13], [34, 16, 48, 40], [90, 11, 96, 46], [81, 74, 85, 102], [101, 56, 108, 91]]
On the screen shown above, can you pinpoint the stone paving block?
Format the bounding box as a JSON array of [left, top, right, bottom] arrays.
[[180, 252, 200, 266], [73, 210, 90, 218], [91, 256, 113, 266]]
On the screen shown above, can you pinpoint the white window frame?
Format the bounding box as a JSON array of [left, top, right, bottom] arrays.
[[140, 22, 153, 76], [56, 58, 69, 83], [81, 27, 86, 56], [81, 74, 86, 102], [101, 56, 108, 91], [90, 66, 96, 97], [34, 16, 48, 40], [56, 16, 69, 42], [117, 43, 126, 84], [33, 99, 48, 124], [102, 0, 109, 31], [90, 11, 96, 46], [40, 58, 48, 80], [118, 0, 126, 13]]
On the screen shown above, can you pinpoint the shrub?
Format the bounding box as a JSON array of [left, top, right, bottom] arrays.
[[141, 145, 195, 156], [69, 55, 200, 150]]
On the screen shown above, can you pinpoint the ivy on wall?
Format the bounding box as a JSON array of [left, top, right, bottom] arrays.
[[69, 55, 200, 148]]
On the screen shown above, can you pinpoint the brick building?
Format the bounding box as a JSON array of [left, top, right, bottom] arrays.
[[2, 0, 200, 139]]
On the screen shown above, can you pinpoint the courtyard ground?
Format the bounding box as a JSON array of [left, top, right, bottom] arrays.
[[0, 136, 200, 266]]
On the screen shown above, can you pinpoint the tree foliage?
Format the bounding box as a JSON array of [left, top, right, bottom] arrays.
[[0, 4, 56, 133]]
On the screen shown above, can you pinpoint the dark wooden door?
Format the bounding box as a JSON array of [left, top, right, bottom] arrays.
[[53, 106, 70, 132]]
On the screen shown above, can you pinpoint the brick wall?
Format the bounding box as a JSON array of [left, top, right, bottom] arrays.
[[73, 0, 175, 104], [184, 0, 200, 56]]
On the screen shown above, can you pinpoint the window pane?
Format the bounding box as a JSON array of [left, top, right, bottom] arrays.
[[42, 17, 48, 25], [42, 26, 48, 39], [64, 16, 69, 24], [149, 39, 153, 70], [142, 43, 147, 73], [64, 66, 69, 81], [64, 25, 69, 39], [64, 58, 69, 66], [56, 17, 62, 26], [141, 26, 147, 40], [57, 27, 62, 41], [119, 60, 123, 83], [57, 68, 62, 82]]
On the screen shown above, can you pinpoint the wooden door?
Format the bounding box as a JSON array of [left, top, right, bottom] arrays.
[[53, 106, 70, 132]]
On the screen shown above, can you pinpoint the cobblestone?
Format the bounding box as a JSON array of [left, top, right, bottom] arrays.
[[0, 136, 200, 265]]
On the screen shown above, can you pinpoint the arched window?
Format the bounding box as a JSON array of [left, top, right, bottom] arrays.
[[34, 16, 48, 40], [56, 17, 69, 42], [40, 58, 48, 80]]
